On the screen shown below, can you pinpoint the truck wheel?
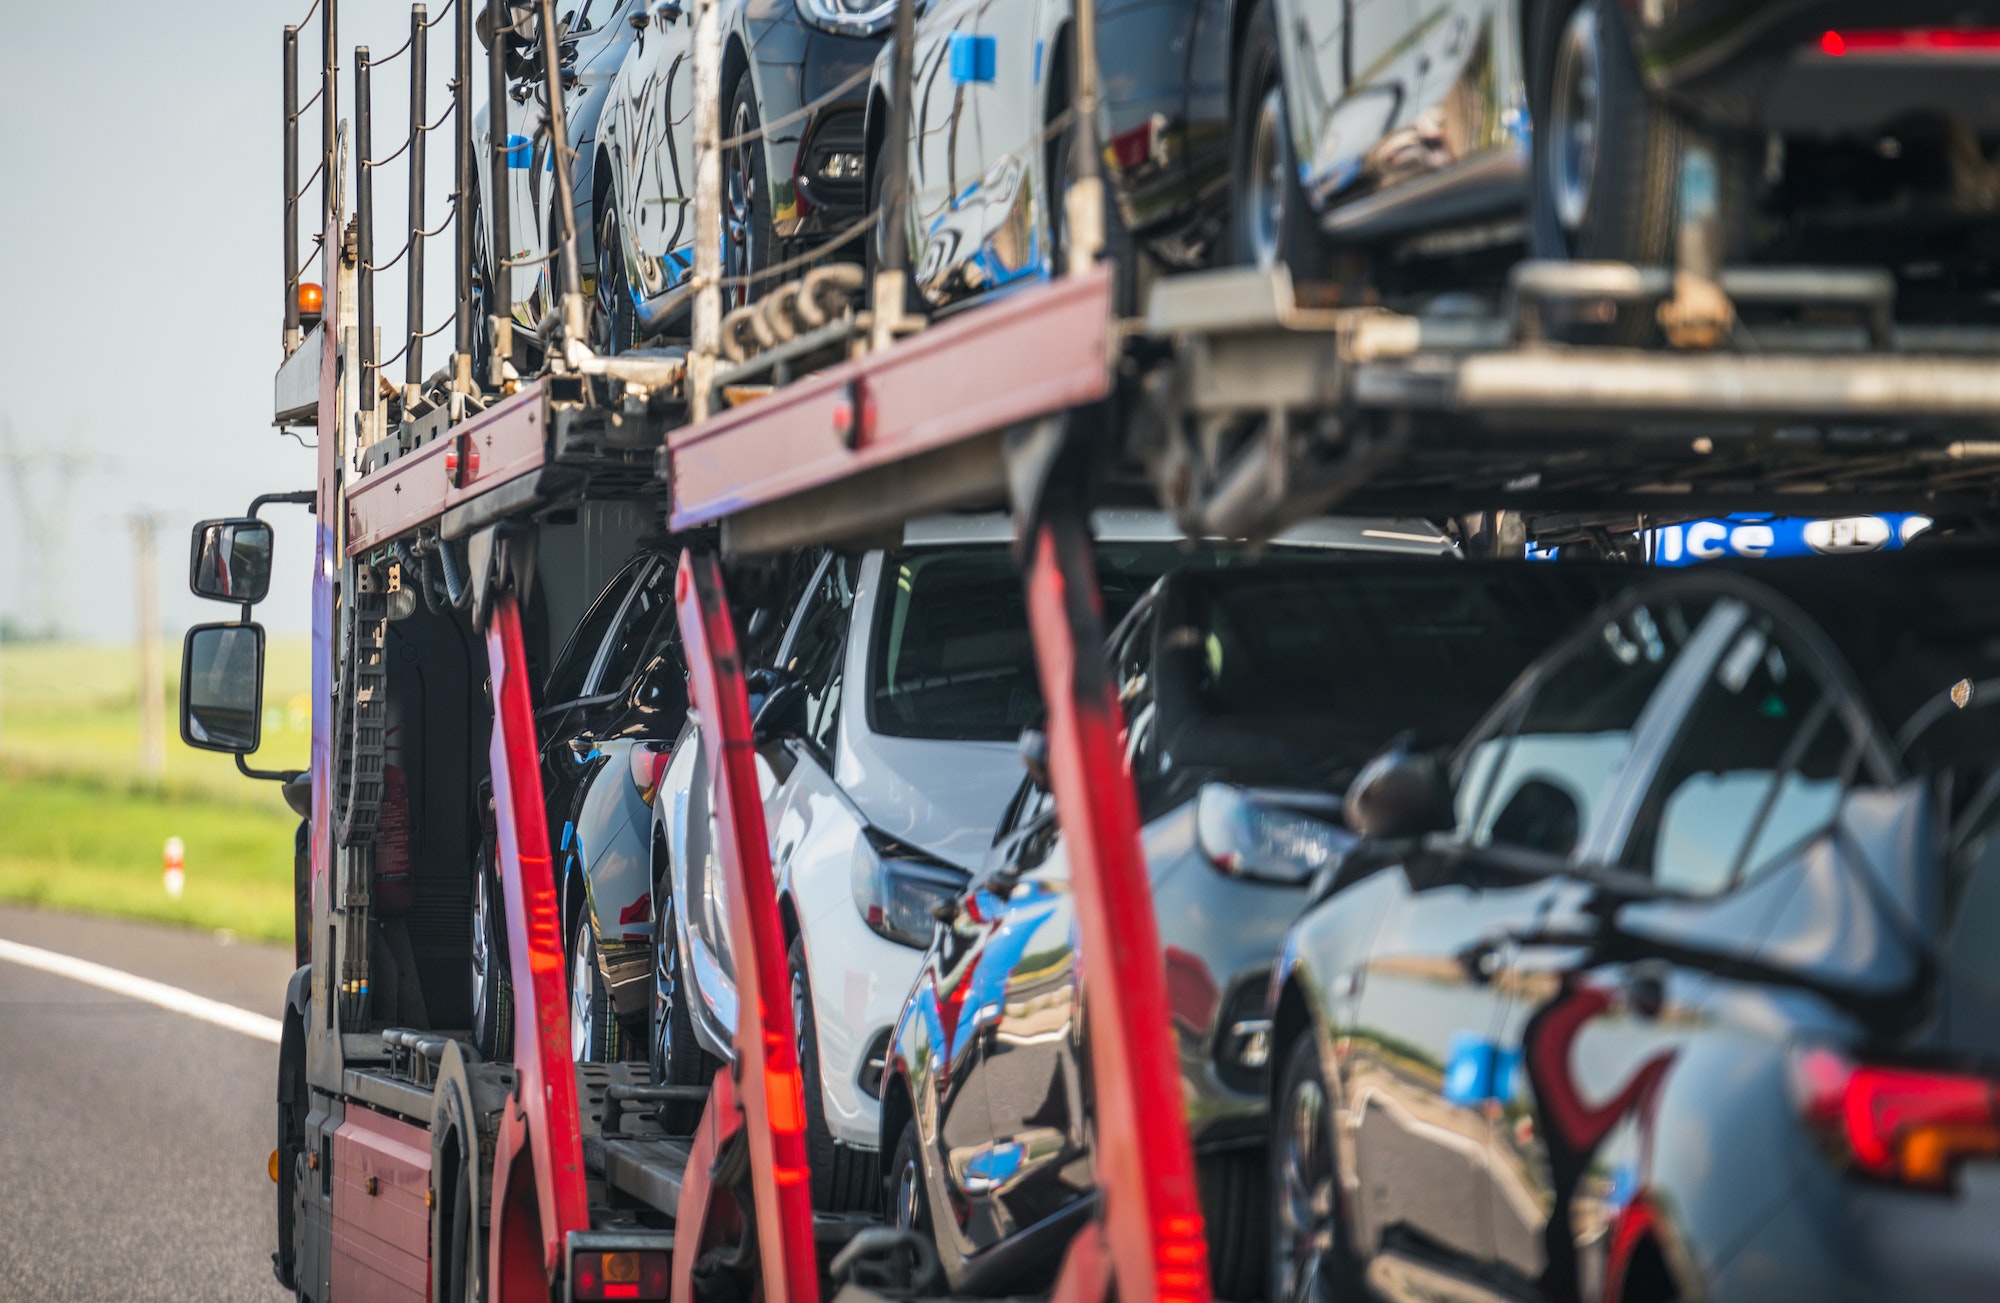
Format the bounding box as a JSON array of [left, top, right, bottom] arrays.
[[650, 881, 717, 1088], [1270, 1033, 1362, 1303], [1230, 0, 1329, 282], [791, 936, 874, 1211], [571, 918, 621, 1063], [1527, 0, 1751, 267], [471, 855, 511, 1062]]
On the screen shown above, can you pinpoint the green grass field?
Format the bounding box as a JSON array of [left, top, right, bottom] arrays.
[[0, 637, 311, 941]]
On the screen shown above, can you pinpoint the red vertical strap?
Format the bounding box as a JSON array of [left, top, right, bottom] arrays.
[[1026, 519, 1213, 1303], [485, 590, 591, 1288], [674, 552, 821, 1303]]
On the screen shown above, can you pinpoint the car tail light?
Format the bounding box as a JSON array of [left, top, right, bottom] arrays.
[[1819, 28, 2000, 56], [572, 1249, 670, 1300], [629, 743, 672, 806], [1793, 1047, 2000, 1190]]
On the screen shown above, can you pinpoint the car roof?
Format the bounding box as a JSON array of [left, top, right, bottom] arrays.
[[898, 510, 1455, 553]]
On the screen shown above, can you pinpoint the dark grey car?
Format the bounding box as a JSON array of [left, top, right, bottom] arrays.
[[877, 558, 1631, 1298]]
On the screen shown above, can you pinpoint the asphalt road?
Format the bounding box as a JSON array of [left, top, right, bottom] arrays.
[[0, 905, 297, 1302]]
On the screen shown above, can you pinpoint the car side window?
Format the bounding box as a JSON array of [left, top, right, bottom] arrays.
[[1623, 615, 1858, 895], [595, 556, 677, 697], [783, 556, 857, 759], [544, 559, 646, 705], [1457, 595, 1714, 860]]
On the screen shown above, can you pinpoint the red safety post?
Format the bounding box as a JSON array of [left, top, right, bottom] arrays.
[[485, 589, 592, 1294], [1025, 513, 1213, 1303], [671, 551, 820, 1303]]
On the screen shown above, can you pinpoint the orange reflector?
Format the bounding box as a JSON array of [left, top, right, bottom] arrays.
[[765, 1065, 804, 1134], [269, 1149, 281, 1183], [297, 282, 324, 316], [572, 1249, 670, 1301]]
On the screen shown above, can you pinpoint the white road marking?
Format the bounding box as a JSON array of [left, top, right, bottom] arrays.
[[0, 937, 282, 1043]]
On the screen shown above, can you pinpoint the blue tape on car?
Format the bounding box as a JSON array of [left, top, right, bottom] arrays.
[[505, 134, 533, 169], [949, 32, 996, 84]]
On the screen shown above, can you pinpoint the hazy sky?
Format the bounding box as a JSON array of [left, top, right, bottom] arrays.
[[1, 0, 460, 643]]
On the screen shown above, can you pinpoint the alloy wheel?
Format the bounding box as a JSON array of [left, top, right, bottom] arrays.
[[893, 1152, 922, 1231], [723, 100, 757, 313], [1275, 1075, 1338, 1303], [471, 867, 494, 1029], [1245, 83, 1288, 272], [651, 892, 677, 1078], [1550, 2, 1604, 239], [571, 919, 600, 1061]]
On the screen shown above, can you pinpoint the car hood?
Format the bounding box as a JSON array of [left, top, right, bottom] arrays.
[[839, 731, 1022, 872]]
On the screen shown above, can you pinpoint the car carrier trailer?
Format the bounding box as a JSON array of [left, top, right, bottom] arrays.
[[188, 2, 2000, 1301]]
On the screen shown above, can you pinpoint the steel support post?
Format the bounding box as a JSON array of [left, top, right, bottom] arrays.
[[284, 23, 301, 355], [484, 589, 591, 1291], [322, 0, 338, 235], [454, 0, 475, 399], [537, 0, 587, 353], [405, 4, 429, 407], [1024, 512, 1212, 1303], [671, 552, 819, 1303], [486, 0, 515, 386], [1065, 0, 1105, 274], [870, 0, 916, 352], [688, 0, 722, 421], [356, 45, 376, 413]]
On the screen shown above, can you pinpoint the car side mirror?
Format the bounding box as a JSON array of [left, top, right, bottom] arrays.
[[189, 518, 274, 604], [181, 622, 266, 754], [751, 674, 809, 745], [1344, 739, 1454, 841], [654, 0, 683, 21], [1017, 726, 1050, 793]]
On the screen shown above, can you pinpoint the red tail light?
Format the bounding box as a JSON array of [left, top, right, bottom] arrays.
[[1794, 1048, 2000, 1190], [572, 1249, 670, 1300], [628, 744, 672, 806], [1820, 28, 2000, 56]]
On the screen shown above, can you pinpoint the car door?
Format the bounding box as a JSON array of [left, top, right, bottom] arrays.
[[1279, 0, 1427, 206], [1486, 591, 1896, 1295], [1341, 586, 1727, 1277], [905, 0, 989, 300], [610, 0, 698, 296]]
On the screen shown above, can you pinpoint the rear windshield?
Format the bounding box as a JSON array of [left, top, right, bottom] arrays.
[[1164, 565, 1627, 781], [867, 542, 1287, 742]]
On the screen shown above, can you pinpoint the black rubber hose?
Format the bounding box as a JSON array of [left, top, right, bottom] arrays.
[[397, 541, 449, 614], [439, 537, 471, 609]]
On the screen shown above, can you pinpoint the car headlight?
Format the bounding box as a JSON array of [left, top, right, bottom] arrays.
[[851, 828, 965, 948], [1195, 783, 1350, 885], [794, 0, 897, 38]]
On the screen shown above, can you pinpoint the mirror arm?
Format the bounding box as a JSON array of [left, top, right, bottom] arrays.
[[248, 489, 316, 518], [237, 754, 306, 784]]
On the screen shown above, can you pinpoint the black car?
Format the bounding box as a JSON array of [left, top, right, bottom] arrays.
[[470, 547, 689, 1061], [879, 558, 1629, 1298], [1272, 547, 2000, 1303]]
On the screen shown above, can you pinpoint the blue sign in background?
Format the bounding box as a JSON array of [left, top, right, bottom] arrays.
[[1531, 514, 1931, 565]]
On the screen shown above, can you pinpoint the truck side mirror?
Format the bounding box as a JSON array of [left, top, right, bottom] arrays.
[[190, 518, 274, 605], [181, 622, 267, 754]]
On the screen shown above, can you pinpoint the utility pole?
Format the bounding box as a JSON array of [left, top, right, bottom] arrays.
[[131, 513, 166, 782], [1, 418, 87, 641]]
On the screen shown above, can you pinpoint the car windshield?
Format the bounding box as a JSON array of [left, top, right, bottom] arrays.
[[1164, 564, 1628, 785], [867, 542, 1276, 742]]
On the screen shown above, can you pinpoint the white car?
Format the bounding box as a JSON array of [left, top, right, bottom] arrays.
[[472, 1, 638, 359], [649, 512, 1454, 1210]]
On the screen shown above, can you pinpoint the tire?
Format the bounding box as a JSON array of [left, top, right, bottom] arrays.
[[865, 134, 927, 316], [791, 935, 876, 1211], [471, 851, 512, 1062], [1201, 1149, 1270, 1301], [1270, 1033, 1363, 1303], [466, 187, 496, 389], [723, 69, 776, 313], [650, 876, 718, 1088], [592, 198, 635, 355], [570, 916, 621, 1064], [887, 1117, 932, 1238], [1046, 46, 1138, 312], [1526, 0, 1752, 267], [1230, 1, 1328, 282]]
